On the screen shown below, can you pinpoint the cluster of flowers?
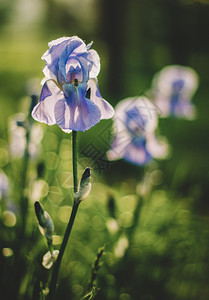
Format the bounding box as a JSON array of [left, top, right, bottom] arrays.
[[31, 36, 199, 166]]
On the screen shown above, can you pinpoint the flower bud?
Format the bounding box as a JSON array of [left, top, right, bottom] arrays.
[[42, 250, 59, 269], [34, 201, 54, 241], [74, 167, 91, 201]]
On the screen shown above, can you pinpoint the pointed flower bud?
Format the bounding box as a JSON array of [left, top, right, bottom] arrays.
[[34, 201, 54, 241], [75, 167, 91, 202]]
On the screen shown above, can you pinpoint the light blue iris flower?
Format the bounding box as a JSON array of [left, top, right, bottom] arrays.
[[32, 36, 114, 132], [151, 65, 199, 119], [107, 97, 169, 165]]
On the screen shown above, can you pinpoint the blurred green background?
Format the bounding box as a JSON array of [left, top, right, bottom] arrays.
[[1, 0, 209, 299]]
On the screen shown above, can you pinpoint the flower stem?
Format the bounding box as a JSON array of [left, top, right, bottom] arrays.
[[72, 130, 78, 193], [47, 130, 80, 299]]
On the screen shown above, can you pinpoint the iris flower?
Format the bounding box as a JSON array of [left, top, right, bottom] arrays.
[[151, 65, 199, 119], [32, 36, 114, 132], [0, 170, 9, 199], [107, 97, 169, 165], [8, 113, 43, 159]]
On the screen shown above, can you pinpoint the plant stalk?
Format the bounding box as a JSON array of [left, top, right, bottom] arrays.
[[47, 130, 80, 299]]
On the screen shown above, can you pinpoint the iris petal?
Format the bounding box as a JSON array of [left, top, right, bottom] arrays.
[[87, 79, 114, 119], [54, 83, 101, 132], [58, 38, 85, 81], [74, 55, 92, 82], [39, 80, 52, 101], [42, 38, 71, 81], [107, 133, 131, 161], [32, 80, 63, 125], [124, 143, 151, 165], [89, 50, 100, 78]]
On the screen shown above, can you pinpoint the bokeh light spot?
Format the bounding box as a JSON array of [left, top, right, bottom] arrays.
[[58, 206, 72, 223], [3, 211, 16, 227], [2, 247, 13, 257]]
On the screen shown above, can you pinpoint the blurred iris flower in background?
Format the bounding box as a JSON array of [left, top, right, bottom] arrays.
[[151, 65, 199, 119], [32, 36, 114, 132], [8, 113, 43, 159], [107, 96, 169, 165], [0, 170, 9, 200]]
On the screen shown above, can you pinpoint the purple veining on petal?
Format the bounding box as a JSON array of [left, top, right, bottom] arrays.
[[125, 106, 146, 138], [58, 38, 84, 81], [40, 81, 52, 102], [42, 38, 71, 82], [54, 82, 101, 132], [32, 80, 64, 125]]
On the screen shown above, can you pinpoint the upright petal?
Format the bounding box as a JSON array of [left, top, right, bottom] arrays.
[[48, 37, 71, 48], [88, 49, 100, 78], [42, 38, 72, 81], [113, 97, 158, 134], [58, 37, 86, 81], [54, 83, 101, 132], [73, 55, 92, 82]]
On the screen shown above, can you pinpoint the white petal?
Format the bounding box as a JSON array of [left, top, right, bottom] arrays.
[[146, 134, 170, 159], [32, 80, 64, 125], [87, 79, 114, 119], [152, 65, 199, 99], [114, 96, 159, 134], [48, 37, 71, 47], [89, 49, 100, 78]]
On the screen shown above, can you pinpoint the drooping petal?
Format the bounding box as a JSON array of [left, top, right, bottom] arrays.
[[107, 132, 131, 161], [146, 133, 170, 159], [87, 79, 114, 119], [39, 80, 52, 101], [107, 131, 152, 165], [123, 142, 152, 165], [54, 82, 101, 132], [32, 80, 64, 125]]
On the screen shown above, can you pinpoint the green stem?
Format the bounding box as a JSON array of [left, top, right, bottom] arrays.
[[21, 129, 30, 232], [47, 130, 79, 299], [72, 130, 78, 193]]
